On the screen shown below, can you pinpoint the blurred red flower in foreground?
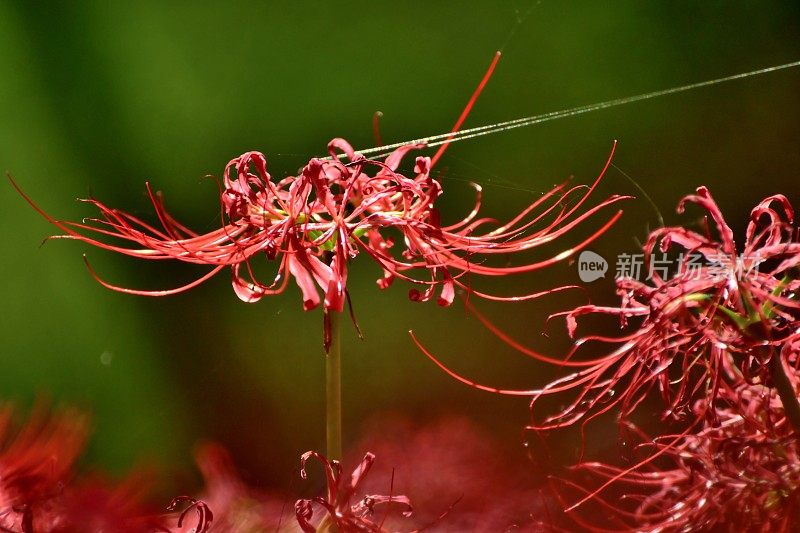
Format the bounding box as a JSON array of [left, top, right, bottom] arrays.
[[167, 443, 286, 532], [0, 403, 179, 532], [0, 405, 87, 531]]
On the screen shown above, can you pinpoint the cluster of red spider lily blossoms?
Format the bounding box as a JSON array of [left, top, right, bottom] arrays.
[[416, 187, 800, 529], [528, 187, 800, 434], [11, 137, 625, 349]]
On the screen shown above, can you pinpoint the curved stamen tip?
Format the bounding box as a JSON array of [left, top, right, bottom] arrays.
[[82, 253, 225, 296], [409, 330, 537, 396]]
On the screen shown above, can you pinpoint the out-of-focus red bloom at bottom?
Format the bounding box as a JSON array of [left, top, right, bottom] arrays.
[[167, 444, 291, 532], [557, 380, 800, 532], [44, 475, 169, 533], [0, 402, 568, 531], [170, 443, 415, 532], [0, 405, 87, 531], [350, 416, 555, 532], [177, 416, 560, 532], [0, 403, 178, 532]]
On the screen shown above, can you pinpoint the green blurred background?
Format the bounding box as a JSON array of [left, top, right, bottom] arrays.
[[2, 1, 800, 492]]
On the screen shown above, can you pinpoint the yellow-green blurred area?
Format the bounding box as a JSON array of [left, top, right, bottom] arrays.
[[2, 1, 800, 493]]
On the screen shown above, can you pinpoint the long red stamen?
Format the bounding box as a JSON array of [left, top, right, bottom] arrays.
[[431, 51, 501, 167]]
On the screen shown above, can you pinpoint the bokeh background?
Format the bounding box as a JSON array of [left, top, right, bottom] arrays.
[[2, 1, 800, 498]]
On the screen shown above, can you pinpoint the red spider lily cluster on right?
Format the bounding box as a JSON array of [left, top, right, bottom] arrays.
[[550, 187, 800, 530], [421, 187, 800, 531]]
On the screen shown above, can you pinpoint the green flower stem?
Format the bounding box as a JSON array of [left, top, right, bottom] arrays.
[[326, 311, 342, 461], [768, 348, 800, 435]]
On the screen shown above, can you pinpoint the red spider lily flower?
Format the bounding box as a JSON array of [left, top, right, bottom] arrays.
[[0, 403, 170, 532], [0, 404, 88, 531], [538, 187, 800, 430], [295, 450, 413, 533], [168, 443, 289, 532], [415, 187, 800, 432], [559, 379, 800, 532], [11, 53, 626, 348], [11, 139, 625, 348]]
